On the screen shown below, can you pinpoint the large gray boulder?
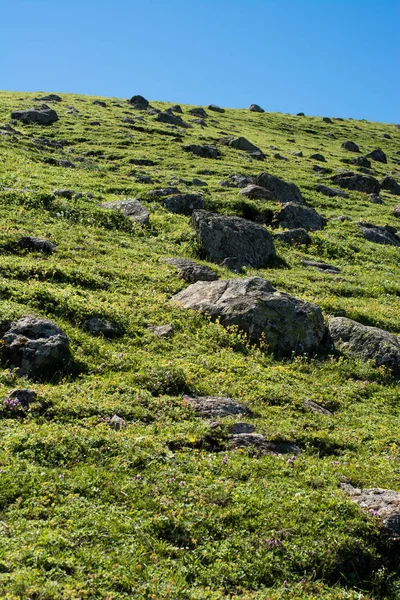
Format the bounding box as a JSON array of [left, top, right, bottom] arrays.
[[328, 317, 400, 376], [331, 172, 380, 195], [11, 107, 58, 125], [341, 483, 400, 539], [128, 95, 149, 110], [171, 277, 325, 356], [101, 199, 149, 225], [162, 194, 205, 216], [1, 316, 71, 379], [358, 222, 400, 246], [274, 203, 326, 231], [254, 173, 305, 204], [191, 210, 276, 268]]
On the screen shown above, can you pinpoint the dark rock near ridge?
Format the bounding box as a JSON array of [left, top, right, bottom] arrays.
[[183, 394, 252, 418], [255, 173, 305, 204], [182, 144, 221, 159], [169, 105, 182, 113], [101, 198, 149, 225], [93, 100, 107, 108], [322, 117, 333, 123], [228, 433, 301, 455], [155, 111, 189, 127], [274, 228, 312, 245], [331, 172, 380, 194], [239, 184, 275, 200], [328, 316, 400, 376], [18, 236, 56, 254], [162, 194, 206, 216], [296, 112, 305, 117], [188, 107, 207, 118], [208, 104, 225, 113], [316, 185, 349, 198], [172, 277, 325, 356], [191, 210, 276, 268], [342, 141, 360, 152], [367, 148, 387, 164], [166, 258, 218, 283], [310, 153, 326, 162], [11, 107, 58, 125], [341, 483, 400, 539], [128, 95, 149, 110], [87, 317, 122, 338], [274, 203, 326, 231], [358, 222, 400, 246], [1, 316, 71, 379], [37, 94, 62, 102], [249, 104, 264, 113], [380, 176, 400, 195]]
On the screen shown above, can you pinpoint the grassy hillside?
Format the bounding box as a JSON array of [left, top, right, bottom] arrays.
[[0, 90, 399, 599]]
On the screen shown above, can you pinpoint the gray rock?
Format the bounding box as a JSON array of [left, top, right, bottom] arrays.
[[382, 133, 392, 139], [148, 324, 175, 338], [273, 153, 287, 161], [274, 229, 312, 245], [147, 187, 181, 198], [369, 194, 383, 204], [393, 204, 400, 218], [89, 121, 100, 126], [172, 277, 325, 356], [304, 399, 333, 416], [86, 317, 121, 338], [101, 199, 149, 225], [229, 422, 256, 434], [183, 394, 252, 418], [58, 160, 75, 168], [380, 176, 400, 195], [219, 174, 254, 189], [341, 483, 400, 539], [322, 117, 333, 123], [38, 94, 62, 102], [188, 107, 207, 118], [249, 104, 264, 113], [191, 210, 276, 268], [129, 158, 156, 167], [331, 172, 380, 194], [190, 178, 207, 187], [208, 104, 225, 113], [274, 203, 326, 232], [169, 105, 182, 113], [11, 107, 59, 125], [310, 153, 326, 162], [5, 388, 38, 409], [358, 222, 400, 246], [302, 260, 340, 274], [239, 184, 275, 200], [342, 141, 360, 152], [191, 118, 207, 127], [249, 151, 266, 161], [128, 95, 149, 110], [255, 173, 305, 204], [182, 144, 221, 159], [52, 189, 75, 199], [228, 433, 301, 455], [18, 236, 56, 254], [316, 185, 349, 198], [328, 316, 400, 376], [162, 194, 206, 216], [228, 136, 264, 157], [296, 112, 305, 117], [292, 151, 303, 157], [1, 316, 71, 379], [110, 414, 127, 430], [122, 116, 135, 124], [313, 165, 332, 174], [155, 111, 189, 127], [166, 258, 218, 283], [93, 100, 107, 108], [349, 156, 371, 169], [367, 148, 387, 164]]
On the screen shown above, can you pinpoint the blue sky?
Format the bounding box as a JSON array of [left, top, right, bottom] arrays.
[[1, 0, 398, 123]]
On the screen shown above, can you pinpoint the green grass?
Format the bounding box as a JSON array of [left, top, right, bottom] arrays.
[[0, 90, 399, 599]]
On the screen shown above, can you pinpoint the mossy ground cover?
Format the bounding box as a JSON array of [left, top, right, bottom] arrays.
[[0, 91, 399, 599]]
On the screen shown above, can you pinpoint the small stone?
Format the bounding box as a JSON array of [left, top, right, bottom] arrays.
[[302, 260, 340, 274], [342, 141, 360, 152], [147, 187, 181, 198], [183, 394, 252, 418], [229, 422, 256, 434], [86, 317, 121, 338], [248, 104, 264, 113], [166, 258, 218, 283], [18, 236, 56, 254], [366, 148, 387, 164], [208, 104, 225, 113], [316, 185, 349, 198], [369, 194, 383, 204], [188, 107, 207, 118], [110, 415, 127, 430], [229, 433, 301, 455], [310, 153, 326, 162], [52, 189, 75, 198], [6, 388, 38, 409], [239, 184, 275, 200], [93, 100, 107, 108], [380, 176, 400, 195], [274, 228, 312, 245], [182, 144, 221, 159], [148, 324, 175, 338], [304, 399, 333, 416]]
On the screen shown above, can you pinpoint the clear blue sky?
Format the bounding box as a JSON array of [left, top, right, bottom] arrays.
[[1, 0, 398, 123]]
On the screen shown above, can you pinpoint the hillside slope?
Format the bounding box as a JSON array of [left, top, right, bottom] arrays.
[[0, 91, 399, 599]]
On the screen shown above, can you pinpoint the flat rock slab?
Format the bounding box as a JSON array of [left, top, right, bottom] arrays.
[[86, 317, 122, 338], [162, 194, 206, 216], [341, 483, 400, 539], [172, 277, 325, 356], [208, 104, 224, 113], [1, 316, 71, 379], [18, 236, 56, 254], [302, 260, 341, 273], [166, 258, 218, 283], [274, 228, 312, 245], [148, 324, 175, 338], [328, 316, 400, 377], [304, 399, 333, 416], [182, 144, 221, 159], [101, 199, 149, 225], [331, 172, 380, 195], [11, 107, 59, 125], [183, 394, 252, 418], [274, 203, 326, 231], [359, 223, 400, 247], [239, 184, 275, 200], [229, 433, 301, 455], [191, 210, 276, 269], [316, 185, 349, 199], [219, 174, 254, 189], [254, 173, 305, 204]]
